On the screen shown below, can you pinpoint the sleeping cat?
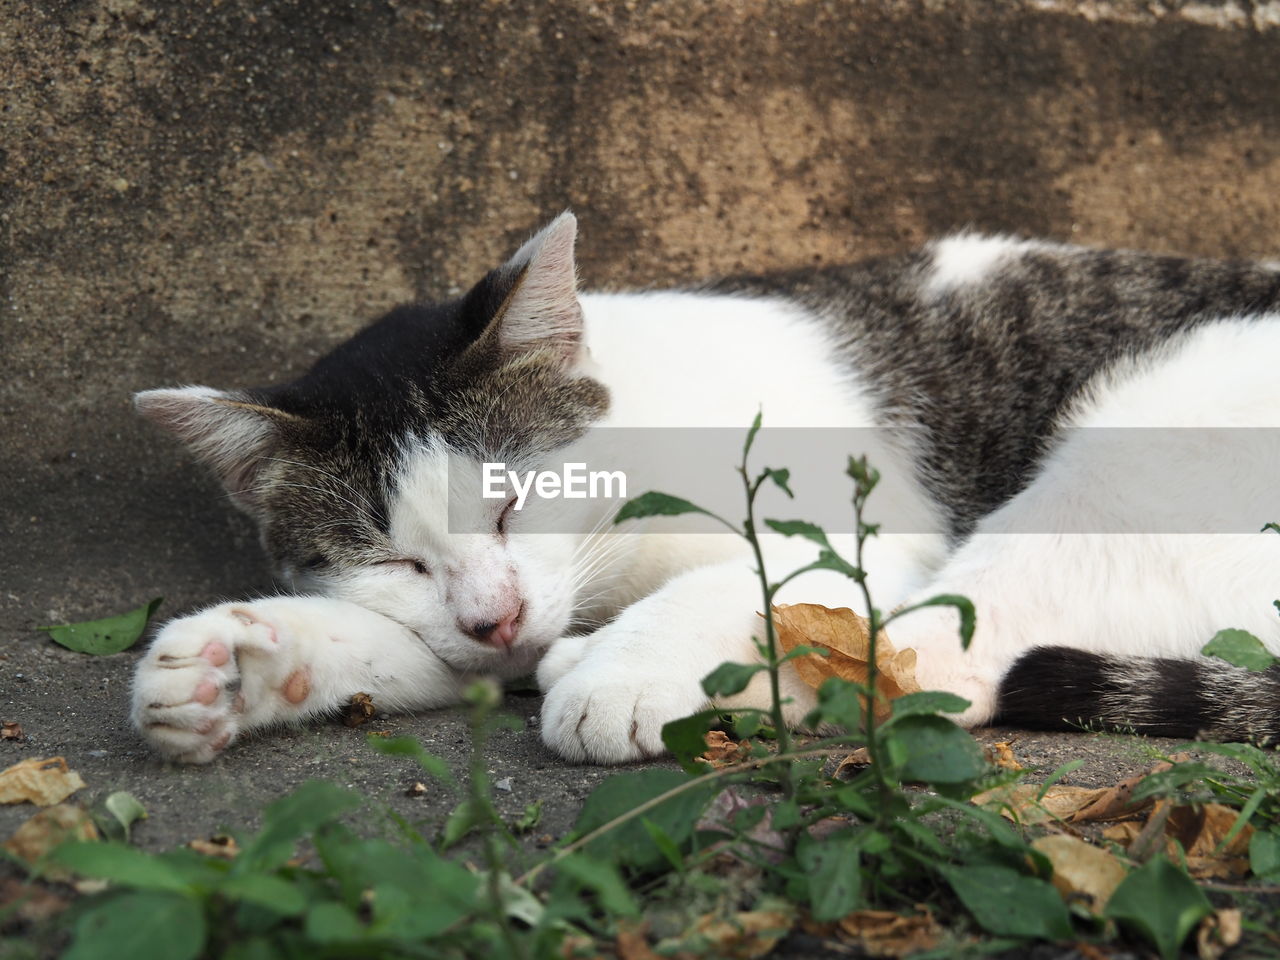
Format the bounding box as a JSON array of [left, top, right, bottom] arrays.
[[131, 213, 1280, 764]]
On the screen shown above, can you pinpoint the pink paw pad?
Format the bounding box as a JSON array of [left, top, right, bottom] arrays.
[[193, 678, 220, 705], [201, 642, 230, 666], [282, 668, 311, 705]]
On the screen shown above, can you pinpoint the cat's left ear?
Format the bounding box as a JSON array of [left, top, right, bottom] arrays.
[[486, 211, 584, 362]]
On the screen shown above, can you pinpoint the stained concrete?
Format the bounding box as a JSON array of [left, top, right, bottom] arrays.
[[2, 0, 1278, 887]]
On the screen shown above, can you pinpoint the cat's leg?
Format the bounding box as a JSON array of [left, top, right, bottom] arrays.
[[132, 595, 466, 763], [539, 534, 929, 764]]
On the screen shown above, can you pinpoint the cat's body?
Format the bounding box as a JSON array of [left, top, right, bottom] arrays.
[[132, 215, 1280, 764]]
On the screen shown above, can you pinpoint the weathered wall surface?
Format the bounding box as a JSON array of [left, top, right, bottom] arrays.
[[5, 0, 1280, 628]]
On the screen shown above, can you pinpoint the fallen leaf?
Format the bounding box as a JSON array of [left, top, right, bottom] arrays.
[[616, 922, 662, 960], [973, 784, 1110, 825], [698, 730, 753, 768], [341, 692, 376, 727], [1169, 803, 1253, 859], [986, 741, 1022, 771], [1, 722, 23, 741], [1196, 909, 1242, 960], [0, 876, 69, 924], [837, 908, 940, 957], [188, 834, 239, 859], [1104, 803, 1253, 879], [771, 604, 919, 718], [37, 597, 163, 655], [1031, 835, 1128, 913], [1069, 769, 1159, 823], [3, 804, 98, 877], [834, 747, 872, 779], [690, 907, 795, 959], [0, 757, 86, 807]]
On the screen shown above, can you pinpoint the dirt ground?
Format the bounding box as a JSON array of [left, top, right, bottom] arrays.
[[3, 0, 1280, 890]]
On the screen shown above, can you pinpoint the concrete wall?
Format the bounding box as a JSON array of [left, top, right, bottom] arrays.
[[5, 0, 1280, 630]]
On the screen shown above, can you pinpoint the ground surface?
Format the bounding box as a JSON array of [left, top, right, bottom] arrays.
[[4, 0, 1280, 921]]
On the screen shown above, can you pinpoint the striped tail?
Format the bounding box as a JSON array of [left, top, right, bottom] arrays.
[[995, 646, 1280, 745]]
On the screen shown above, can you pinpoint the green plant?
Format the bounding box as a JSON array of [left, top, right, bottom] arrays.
[[30, 419, 1277, 959]]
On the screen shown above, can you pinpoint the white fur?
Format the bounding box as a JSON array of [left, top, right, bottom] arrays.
[[132, 223, 1280, 764], [923, 234, 1049, 296]]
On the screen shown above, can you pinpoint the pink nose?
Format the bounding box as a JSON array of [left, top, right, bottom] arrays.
[[462, 604, 523, 648]]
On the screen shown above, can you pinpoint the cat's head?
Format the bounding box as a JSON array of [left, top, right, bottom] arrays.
[[135, 213, 609, 674]]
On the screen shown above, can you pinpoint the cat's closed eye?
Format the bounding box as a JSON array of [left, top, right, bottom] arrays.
[[495, 496, 517, 536], [378, 557, 431, 576], [301, 554, 329, 571]]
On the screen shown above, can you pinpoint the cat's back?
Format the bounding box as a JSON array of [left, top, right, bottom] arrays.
[[712, 237, 1280, 534]]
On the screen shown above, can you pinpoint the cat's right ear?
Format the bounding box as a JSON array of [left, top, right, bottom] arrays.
[[483, 211, 584, 363], [134, 386, 297, 511]]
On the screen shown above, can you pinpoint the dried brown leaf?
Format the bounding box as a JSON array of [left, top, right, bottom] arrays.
[[616, 922, 662, 960], [1069, 771, 1157, 823], [1, 722, 23, 741], [834, 747, 873, 780], [0, 876, 69, 924], [1031, 835, 1128, 913], [0, 757, 86, 807], [972, 784, 1109, 825], [341, 692, 376, 727], [691, 908, 795, 959], [1168, 803, 1253, 858], [3, 804, 98, 877], [837, 908, 940, 957], [985, 741, 1022, 771], [1196, 909, 1243, 960], [188, 834, 239, 859], [1103, 801, 1253, 879], [698, 730, 753, 768], [771, 604, 919, 718]]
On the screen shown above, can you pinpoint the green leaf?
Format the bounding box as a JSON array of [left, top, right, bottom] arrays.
[[305, 901, 365, 943], [744, 410, 763, 459], [887, 691, 972, 719], [65, 891, 205, 960], [615, 491, 713, 524], [102, 792, 147, 843], [890, 715, 987, 784], [38, 597, 163, 655], [889, 594, 975, 650], [701, 661, 767, 697], [1105, 855, 1212, 960], [572, 770, 714, 870], [50, 842, 191, 893], [441, 798, 484, 850], [367, 734, 458, 789], [763, 518, 832, 548], [797, 830, 862, 921], [1201, 629, 1278, 671], [511, 799, 544, 835], [1263, 522, 1280, 534], [554, 854, 639, 917], [235, 781, 362, 873], [762, 467, 793, 498], [662, 710, 720, 772], [939, 864, 1073, 939], [641, 819, 686, 874], [811, 677, 867, 730], [218, 874, 307, 916], [1249, 829, 1280, 881]]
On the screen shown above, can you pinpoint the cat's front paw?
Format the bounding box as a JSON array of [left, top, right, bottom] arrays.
[[540, 661, 709, 764], [131, 603, 308, 763]]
